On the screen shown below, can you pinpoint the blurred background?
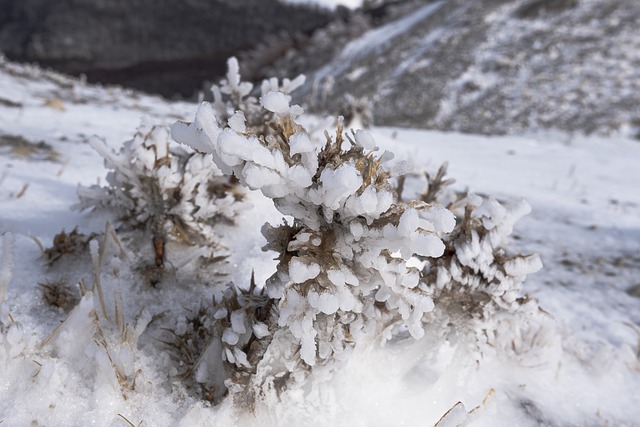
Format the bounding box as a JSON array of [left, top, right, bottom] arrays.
[[1, 0, 638, 138]]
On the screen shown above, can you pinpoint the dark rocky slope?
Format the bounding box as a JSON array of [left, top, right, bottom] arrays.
[[0, 0, 333, 97]]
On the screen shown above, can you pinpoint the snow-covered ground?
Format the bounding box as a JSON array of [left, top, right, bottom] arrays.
[[1, 59, 639, 426]]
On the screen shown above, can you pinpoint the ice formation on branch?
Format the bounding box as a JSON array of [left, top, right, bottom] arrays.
[[162, 274, 274, 405], [172, 58, 456, 402], [415, 166, 553, 362], [76, 119, 245, 269], [423, 195, 542, 310]]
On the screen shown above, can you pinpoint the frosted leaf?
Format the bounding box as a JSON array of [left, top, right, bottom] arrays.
[[318, 293, 340, 315], [232, 348, 251, 368], [337, 287, 357, 311], [327, 269, 346, 287], [218, 131, 264, 167], [252, 322, 271, 339], [226, 57, 241, 90], [308, 290, 320, 308], [289, 320, 304, 339], [289, 105, 304, 116], [375, 191, 395, 216], [435, 267, 451, 289], [260, 92, 291, 114], [379, 150, 394, 163], [230, 311, 247, 334], [342, 268, 360, 286], [155, 139, 169, 160], [243, 164, 282, 189], [419, 205, 456, 233], [222, 329, 239, 345], [228, 111, 247, 133], [504, 254, 543, 276], [281, 74, 306, 93], [415, 295, 434, 313], [213, 307, 228, 320], [300, 332, 317, 366], [474, 197, 507, 229], [171, 102, 219, 154], [302, 315, 313, 332], [225, 347, 235, 363], [289, 132, 315, 156], [348, 222, 364, 241], [345, 186, 379, 216], [401, 270, 420, 288], [318, 164, 363, 210], [318, 341, 333, 359], [136, 141, 157, 170], [288, 257, 321, 284], [261, 77, 278, 95], [398, 208, 420, 236], [354, 129, 376, 150], [412, 232, 446, 258], [375, 287, 391, 302], [222, 58, 253, 99], [286, 165, 313, 188]]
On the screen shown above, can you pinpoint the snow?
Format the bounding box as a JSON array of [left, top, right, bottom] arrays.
[[1, 59, 640, 427], [315, 1, 443, 81], [0, 232, 14, 302], [280, 0, 363, 9]]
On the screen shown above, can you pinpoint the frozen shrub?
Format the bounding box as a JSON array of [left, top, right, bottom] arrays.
[[413, 165, 550, 361], [172, 58, 456, 404], [161, 275, 273, 404], [422, 194, 542, 312], [76, 118, 245, 270], [199, 57, 306, 135]]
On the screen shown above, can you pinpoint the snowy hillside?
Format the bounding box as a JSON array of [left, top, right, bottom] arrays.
[[275, 0, 640, 137], [1, 57, 640, 427]]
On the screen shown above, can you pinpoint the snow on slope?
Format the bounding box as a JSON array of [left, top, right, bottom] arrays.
[[1, 59, 640, 426], [281, 0, 363, 9], [295, 0, 640, 137]]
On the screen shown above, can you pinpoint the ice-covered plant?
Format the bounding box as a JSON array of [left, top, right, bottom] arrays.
[[159, 274, 273, 404], [172, 58, 456, 403], [201, 57, 305, 134], [41, 226, 152, 400], [422, 195, 542, 311], [76, 118, 245, 270], [412, 164, 550, 360]]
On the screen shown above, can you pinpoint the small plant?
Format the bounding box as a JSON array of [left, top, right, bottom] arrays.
[[38, 281, 80, 311], [76, 119, 245, 274], [173, 58, 457, 404], [42, 225, 150, 400], [408, 164, 553, 363], [41, 228, 97, 266]]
